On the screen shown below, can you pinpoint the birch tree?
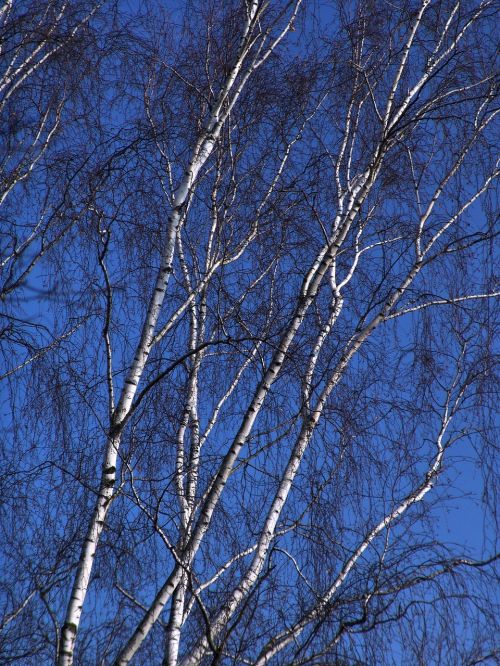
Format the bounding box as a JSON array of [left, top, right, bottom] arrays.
[[1, 1, 499, 665]]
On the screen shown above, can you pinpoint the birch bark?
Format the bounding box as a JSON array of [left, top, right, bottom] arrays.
[[58, 2, 279, 661]]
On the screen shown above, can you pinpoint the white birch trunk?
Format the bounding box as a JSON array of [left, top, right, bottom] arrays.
[[164, 574, 187, 666], [57, 115, 215, 666], [58, 3, 272, 661]]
